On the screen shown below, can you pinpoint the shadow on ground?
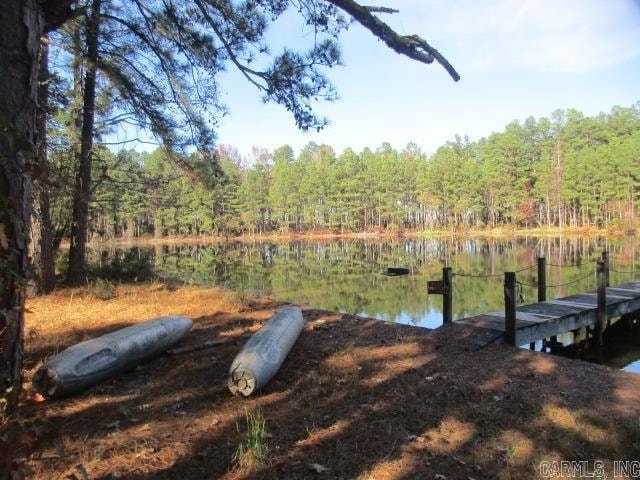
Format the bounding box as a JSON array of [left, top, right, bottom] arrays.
[[22, 305, 640, 480]]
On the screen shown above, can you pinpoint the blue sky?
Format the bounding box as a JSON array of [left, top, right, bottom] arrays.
[[114, 0, 640, 158]]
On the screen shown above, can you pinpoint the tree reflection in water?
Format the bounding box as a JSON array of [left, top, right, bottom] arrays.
[[88, 235, 640, 370]]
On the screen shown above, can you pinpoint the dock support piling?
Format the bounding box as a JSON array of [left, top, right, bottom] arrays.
[[537, 257, 546, 302], [537, 258, 557, 344], [504, 272, 517, 346], [443, 267, 453, 324], [602, 250, 610, 287], [595, 259, 606, 348]]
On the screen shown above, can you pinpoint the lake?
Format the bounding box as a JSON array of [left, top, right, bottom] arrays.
[[87, 235, 640, 372]]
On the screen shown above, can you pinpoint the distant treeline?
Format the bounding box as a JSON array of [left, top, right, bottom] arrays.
[[50, 104, 640, 241]]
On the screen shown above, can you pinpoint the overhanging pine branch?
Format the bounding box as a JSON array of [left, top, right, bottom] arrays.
[[326, 0, 460, 81], [192, 0, 269, 91]]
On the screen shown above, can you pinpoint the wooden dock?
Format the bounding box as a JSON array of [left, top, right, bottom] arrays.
[[455, 280, 640, 346]]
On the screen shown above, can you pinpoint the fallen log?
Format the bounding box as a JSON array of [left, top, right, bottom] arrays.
[[33, 316, 192, 397], [228, 306, 304, 396]]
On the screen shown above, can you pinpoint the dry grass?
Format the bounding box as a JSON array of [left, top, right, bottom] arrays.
[[17, 284, 640, 479], [25, 282, 264, 361]]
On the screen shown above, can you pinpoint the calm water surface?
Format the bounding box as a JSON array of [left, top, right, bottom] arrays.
[[89, 236, 640, 371]]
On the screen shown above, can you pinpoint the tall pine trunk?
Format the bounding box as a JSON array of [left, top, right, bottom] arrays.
[[31, 37, 56, 294], [67, 0, 101, 285], [0, 0, 44, 425]]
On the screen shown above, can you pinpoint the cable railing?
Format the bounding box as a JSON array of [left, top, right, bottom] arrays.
[[609, 268, 637, 275], [379, 249, 638, 348], [453, 263, 536, 278], [422, 249, 637, 326], [516, 271, 595, 289]]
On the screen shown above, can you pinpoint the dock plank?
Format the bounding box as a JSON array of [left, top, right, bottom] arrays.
[[452, 279, 640, 346], [547, 299, 597, 309], [483, 311, 555, 322]]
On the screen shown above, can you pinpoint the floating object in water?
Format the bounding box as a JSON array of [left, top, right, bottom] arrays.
[[382, 267, 411, 276], [33, 316, 193, 397], [228, 306, 304, 396]]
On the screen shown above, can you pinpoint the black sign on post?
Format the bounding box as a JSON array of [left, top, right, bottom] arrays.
[[429, 267, 453, 324], [427, 280, 449, 295]]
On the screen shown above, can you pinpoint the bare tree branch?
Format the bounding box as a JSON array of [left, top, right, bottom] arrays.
[[326, 0, 460, 81], [99, 137, 161, 146], [363, 6, 399, 14]]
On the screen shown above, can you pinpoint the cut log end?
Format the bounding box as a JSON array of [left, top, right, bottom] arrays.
[[227, 306, 303, 397], [228, 367, 257, 397]]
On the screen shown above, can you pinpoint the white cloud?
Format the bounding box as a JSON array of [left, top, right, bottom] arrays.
[[402, 0, 640, 73]]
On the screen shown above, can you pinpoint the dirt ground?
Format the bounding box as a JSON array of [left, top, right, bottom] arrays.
[[16, 283, 640, 479]]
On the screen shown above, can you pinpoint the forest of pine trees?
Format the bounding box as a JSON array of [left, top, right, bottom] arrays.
[[50, 103, 640, 240]]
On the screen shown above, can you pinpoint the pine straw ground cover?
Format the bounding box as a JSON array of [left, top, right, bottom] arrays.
[[19, 283, 640, 479]]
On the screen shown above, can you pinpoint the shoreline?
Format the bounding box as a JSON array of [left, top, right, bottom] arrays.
[[85, 226, 637, 247]]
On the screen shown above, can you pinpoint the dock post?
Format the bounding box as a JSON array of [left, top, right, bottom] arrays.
[[504, 272, 517, 346], [595, 259, 606, 348], [601, 250, 610, 287], [537, 257, 546, 302], [534, 257, 546, 349], [443, 267, 453, 324]]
